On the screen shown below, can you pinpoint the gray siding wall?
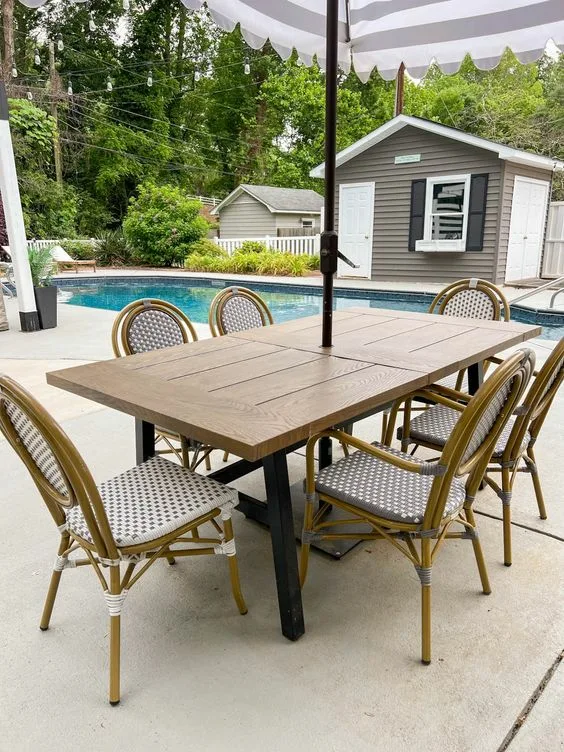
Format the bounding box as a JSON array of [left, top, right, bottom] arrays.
[[275, 213, 321, 233], [218, 192, 276, 238], [496, 162, 553, 282], [333, 125, 503, 283]]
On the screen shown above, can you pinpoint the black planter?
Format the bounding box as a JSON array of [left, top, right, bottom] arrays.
[[34, 285, 58, 329]]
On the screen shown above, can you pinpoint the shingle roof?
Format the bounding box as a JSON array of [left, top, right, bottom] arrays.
[[212, 184, 323, 215]]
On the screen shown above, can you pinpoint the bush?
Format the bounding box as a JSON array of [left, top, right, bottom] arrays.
[[239, 240, 268, 254], [94, 231, 136, 266], [184, 250, 316, 277], [187, 238, 227, 257], [123, 183, 209, 267], [28, 247, 54, 287], [60, 239, 96, 260]]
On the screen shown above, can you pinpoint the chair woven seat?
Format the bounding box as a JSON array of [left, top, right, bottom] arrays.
[[402, 404, 531, 458], [316, 442, 466, 525], [66, 456, 238, 547]]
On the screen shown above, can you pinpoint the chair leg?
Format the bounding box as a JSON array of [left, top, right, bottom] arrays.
[[527, 447, 547, 520], [380, 411, 388, 444], [223, 450, 230, 463], [501, 467, 513, 567], [108, 566, 122, 706], [205, 451, 212, 472], [40, 535, 70, 631], [222, 514, 247, 615], [419, 538, 432, 665], [465, 505, 492, 593], [401, 400, 412, 453], [299, 494, 316, 588]]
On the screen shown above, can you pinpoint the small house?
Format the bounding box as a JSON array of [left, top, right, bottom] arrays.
[[212, 184, 323, 239], [310, 115, 564, 283]]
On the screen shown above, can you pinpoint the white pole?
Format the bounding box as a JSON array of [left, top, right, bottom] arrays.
[[0, 84, 39, 331]]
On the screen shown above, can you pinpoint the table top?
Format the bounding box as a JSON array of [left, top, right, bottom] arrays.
[[47, 307, 541, 461]]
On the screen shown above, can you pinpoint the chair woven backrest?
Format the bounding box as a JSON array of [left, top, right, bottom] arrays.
[[503, 337, 564, 459], [429, 278, 510, 321], [209, 286, 273, 336], [0, 375, 117, 557], [424, 349, 534, 529], [112, 299, 197, 357]]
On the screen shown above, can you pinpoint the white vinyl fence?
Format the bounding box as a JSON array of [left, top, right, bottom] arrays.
[[543, 202, 564, 277], [26, 238, 95, 252], [216, 234, 320, 256]]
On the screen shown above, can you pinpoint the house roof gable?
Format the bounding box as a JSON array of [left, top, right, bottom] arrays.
[[310, 115, 564, 178], [211, 184, 323, 215]]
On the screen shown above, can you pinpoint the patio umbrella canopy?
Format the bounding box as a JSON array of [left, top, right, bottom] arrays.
[[10, 0, 564, 338]]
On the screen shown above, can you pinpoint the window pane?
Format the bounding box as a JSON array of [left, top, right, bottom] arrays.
[[431, 213, 464, 239], [432, 181, 465, 213]]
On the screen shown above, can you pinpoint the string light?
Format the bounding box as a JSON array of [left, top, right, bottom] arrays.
[[122, 0, 130, 9], [146, 70, 153, 87], [67, 80, 73, 96], [11, 63, 17, 78], [244, 57, 250, 75], [34, 48, 41, 66], [106, 76, 113, 92], [57, 34, 64, 52], [88, 15, 96, 32], [26, 91, 33, 101], [194, 69, 201, 82]]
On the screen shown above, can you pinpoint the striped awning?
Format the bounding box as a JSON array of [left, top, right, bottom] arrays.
[[180, 0, 564, 81]]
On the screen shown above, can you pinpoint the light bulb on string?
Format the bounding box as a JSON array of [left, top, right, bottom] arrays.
[[194, 69, 201, 82], [26, 91, 33, 101], [67, 80, 73, 97], [57, 34, 64, 52], [11, 63, 17, 78], [34, 48, 41, 66], [106, 76, 113, 92], [244, 57, 250, 75], [88, 15, 96, 32], [146, 70, 153, 87], [122, 0, 130, 10]]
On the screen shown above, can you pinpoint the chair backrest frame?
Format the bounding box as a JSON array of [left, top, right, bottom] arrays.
[[0, 376, 119, 560], [429, 278, 510, 322], [112, 298, 197, 357], [209, 286, 273, 337], [422, 349, 535, 530]]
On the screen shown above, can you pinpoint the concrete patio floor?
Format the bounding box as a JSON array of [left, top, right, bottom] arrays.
[[0, 298, 562, 752]]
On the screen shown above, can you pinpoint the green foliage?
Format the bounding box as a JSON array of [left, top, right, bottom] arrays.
[[185, 250, 316, 276], [20, 177, 79, 239], [123, 183, 209, 266], [94, 231, 136, 266], [9, 99, 57, 155], [59, 240, 96, 260], [239, 240, 268, 254], [187, 238, 227, 257], [27, 247, 54, 287]]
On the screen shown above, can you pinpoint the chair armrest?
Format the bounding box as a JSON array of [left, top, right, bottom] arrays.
[[410, 386, 469, 412]]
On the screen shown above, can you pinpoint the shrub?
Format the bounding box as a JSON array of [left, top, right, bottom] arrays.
[[94, 231, 136, 266], [123, 183, 209, 267], [60, 239, 96, 260], [184, 250, 314, 277], [187, 238, 227, 257], [28, 247, 54, 287], [305, 254, 320, 271], [239, 240, 268, 254]]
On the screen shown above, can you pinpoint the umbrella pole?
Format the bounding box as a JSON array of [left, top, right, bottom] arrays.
[[320, 0, 339, 348]]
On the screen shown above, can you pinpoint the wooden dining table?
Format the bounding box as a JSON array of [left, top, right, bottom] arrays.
[[47, 306, 541, 642]]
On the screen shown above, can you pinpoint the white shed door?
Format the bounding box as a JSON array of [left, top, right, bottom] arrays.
[[338, 182, 374, 279], [505, 177, 549, 282]]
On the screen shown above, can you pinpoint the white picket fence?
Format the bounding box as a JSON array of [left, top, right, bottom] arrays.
[[26, 238, 95, 251], [216, 235, 320, 256], [543, 202, 564, 277]]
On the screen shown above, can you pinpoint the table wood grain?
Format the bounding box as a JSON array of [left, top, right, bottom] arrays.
[[47, 308, 541, 461]]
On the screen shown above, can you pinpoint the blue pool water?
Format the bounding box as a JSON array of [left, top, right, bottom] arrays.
[[57, 276, 564, 341]]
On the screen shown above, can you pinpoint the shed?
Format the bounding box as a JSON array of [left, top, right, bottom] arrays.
[[212, 184, 323, 238], [310, 115, 564, 283]]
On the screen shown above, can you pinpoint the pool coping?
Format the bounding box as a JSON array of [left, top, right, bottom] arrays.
[[53, 272, 564, 328]]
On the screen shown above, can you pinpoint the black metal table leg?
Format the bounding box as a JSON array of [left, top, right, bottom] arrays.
[[468, 361, 484, 395], [135, 419, 155, 464], [319, 435, 332, 469], [263, 450, 305, 642]]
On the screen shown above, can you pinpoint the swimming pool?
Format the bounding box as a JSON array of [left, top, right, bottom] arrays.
[[56, 276, 564, 341]]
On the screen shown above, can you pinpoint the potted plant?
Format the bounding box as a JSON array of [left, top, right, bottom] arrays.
[[28, 246, 57, 329]]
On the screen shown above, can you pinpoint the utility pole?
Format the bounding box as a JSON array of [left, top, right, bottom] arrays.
[[394, 62, 405, 116], [48, 41, 63, 186]]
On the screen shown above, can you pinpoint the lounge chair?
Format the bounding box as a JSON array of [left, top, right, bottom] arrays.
[[50, 244, 97, 273], [0, 375, 247, 704]]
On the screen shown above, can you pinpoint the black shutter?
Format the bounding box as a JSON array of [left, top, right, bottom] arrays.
[[408, 179, 426, 251], [466, 173, 489, 251]]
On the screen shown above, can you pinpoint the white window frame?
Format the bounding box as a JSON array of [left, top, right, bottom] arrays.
[[416, 173, 471, 252]]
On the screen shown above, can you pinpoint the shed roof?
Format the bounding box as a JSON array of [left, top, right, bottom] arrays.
[[211, 184, 323, 215], [310, 115, 564, 178]]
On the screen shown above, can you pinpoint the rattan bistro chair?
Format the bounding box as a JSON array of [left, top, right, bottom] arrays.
[[209, 285, 273, 337], [209, 286, 274, 461], [300, 349, 534, 664], [0, 375, 247, 705], [112, 298, 213, 472], [396, 337, 564, 566]]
